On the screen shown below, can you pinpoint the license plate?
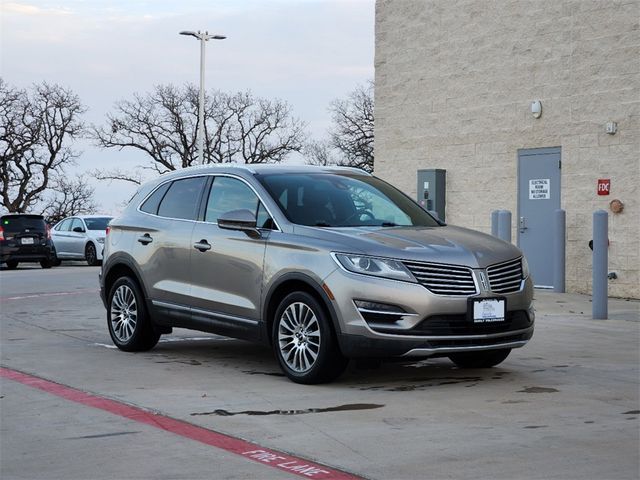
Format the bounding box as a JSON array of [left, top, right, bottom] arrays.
[[471, 298, 505, 323], [21, 237, 35, 245]]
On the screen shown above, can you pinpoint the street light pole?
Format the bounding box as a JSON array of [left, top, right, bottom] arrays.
[[179, 30, 226, 164]]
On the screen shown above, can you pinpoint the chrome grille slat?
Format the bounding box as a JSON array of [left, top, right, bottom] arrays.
[[487, 258, 523, 294], [404, 261, 477, 296]]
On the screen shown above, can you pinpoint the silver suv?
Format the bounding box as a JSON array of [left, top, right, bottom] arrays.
[[100, 165, 534, 384]]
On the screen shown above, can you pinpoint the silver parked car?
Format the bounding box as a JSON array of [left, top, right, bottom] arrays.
[[100, 165, 534, 384], [52, 215, 113, 266]]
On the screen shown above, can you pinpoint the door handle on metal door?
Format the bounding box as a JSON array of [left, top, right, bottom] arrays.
[[137, 233, 153, 245], [519, 217, 528, 233], [193, 239, 211, 252]]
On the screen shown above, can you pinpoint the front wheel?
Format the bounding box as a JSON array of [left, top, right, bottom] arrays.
[[85, 242, 98, 266], [448, 349, 511, 368], [107, 276, 160, 352], [272, 291, 348, 384], [6, 260, 18, 270]]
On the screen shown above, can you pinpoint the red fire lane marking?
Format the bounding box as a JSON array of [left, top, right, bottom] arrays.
[[0, 367, 363, 480]]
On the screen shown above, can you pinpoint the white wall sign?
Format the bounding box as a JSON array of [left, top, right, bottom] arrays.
[[529, 179, 550, 200]]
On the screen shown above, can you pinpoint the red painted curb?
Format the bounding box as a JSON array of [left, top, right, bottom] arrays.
[[0, 366, 364, 480]]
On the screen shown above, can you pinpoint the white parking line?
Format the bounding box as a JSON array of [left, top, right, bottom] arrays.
[[0, 289, 99, 302]]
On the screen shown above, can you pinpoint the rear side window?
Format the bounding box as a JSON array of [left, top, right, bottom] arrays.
[[157, 177, 206, 220], [1, 215, 46, 233], [140, 182, 171, 215], [55, 218, 72, 232]]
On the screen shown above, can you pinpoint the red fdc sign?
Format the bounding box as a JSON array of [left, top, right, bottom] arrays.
[[597, 179, 611, 196]]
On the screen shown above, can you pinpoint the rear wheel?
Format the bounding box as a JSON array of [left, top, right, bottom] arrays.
[[40, 258, 52, 269], [85, 242, 98, 266], [272, 291, 348, 384], [107, 276, 160, 352], [6, 260, 18, 270], [448, 349, 511, 368]]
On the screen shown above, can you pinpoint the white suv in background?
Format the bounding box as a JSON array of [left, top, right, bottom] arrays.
[[51, 215, 112, 266]]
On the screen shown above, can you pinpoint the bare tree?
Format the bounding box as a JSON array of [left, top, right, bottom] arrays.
[[92, 85, 306, 181], [0, 79, 86, 212], [41, 174, 97, 224], [306, 81, 374, 172]]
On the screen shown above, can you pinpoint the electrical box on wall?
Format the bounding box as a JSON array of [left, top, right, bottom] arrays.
[[417, 169, 446, 221]]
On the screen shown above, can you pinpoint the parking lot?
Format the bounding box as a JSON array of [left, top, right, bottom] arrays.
[[1, 264, 638, 479]]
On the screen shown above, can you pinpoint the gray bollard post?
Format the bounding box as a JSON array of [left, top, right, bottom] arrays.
[[497, 210, 512, 243], [491, 210, 499, 237], [553, 209, 566, 293], [592, 210, 608, 319]]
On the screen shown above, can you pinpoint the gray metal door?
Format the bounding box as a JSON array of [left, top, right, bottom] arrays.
[[517, 147, 561, 288]]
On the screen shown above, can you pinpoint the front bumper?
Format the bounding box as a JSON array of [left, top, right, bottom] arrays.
[[323, 267, 535, 358]]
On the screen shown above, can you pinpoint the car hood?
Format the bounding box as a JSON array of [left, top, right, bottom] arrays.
[[295, 225, 523, 269]]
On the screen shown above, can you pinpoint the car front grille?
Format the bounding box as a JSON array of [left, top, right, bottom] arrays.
[[403, 261, 477, 296], [487, 258, 523, 294]]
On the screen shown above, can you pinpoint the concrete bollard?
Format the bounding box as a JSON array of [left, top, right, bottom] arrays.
[[497, 210, 512, 243], [491, 210, 499, 237], [553, 209, 566, 293], [592, 210, 608, 319]]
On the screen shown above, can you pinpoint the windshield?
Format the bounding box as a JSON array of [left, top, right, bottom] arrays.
[[257, 173, 440, 227], [84, 217, 112, 230]]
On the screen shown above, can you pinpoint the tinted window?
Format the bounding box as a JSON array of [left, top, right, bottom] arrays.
[[258, 173, 441, 227], [140, 182, 171, 215], [55, 218, 72, 232], [84, 217, 112, 230], [205, 177, 259, 223], [1, 215, 46, 233], [157, 177, 206, 220]]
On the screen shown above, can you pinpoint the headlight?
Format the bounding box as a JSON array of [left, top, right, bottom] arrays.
[[332, 253, 416, 282], [521, 256, 530, 278], [96, 237, 105, 244]]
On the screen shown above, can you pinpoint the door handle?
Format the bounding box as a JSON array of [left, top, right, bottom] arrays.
[[519, 217, 528, 233], [193, 239, 211, 252], [137, 233, 153, 245]]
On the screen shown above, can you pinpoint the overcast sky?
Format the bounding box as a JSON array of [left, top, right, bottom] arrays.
[[1, 0, 374, 214]]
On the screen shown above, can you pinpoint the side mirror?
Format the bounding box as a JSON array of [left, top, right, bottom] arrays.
[[72, 226, 85, 233], [217, 209, 261, 237]]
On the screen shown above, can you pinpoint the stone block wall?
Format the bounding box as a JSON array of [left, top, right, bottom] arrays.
[[375, 0, 639, 298]]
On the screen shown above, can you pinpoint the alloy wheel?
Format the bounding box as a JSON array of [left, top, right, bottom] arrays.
[[110, 284, 138, 343], [277, 302, 321, 373]]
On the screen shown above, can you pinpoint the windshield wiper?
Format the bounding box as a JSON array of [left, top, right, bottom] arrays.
[[380, 222, 398, 227], [314, 222, 333, 227]]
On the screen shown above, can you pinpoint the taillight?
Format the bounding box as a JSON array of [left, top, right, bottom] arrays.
[[46, 224, 52, 240], [0, 226, 4, 241], [105, 226, 111, 236]]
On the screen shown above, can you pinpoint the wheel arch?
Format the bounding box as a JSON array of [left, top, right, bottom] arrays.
[[103, 254, 150, 305], [262, 273, 342, 346]]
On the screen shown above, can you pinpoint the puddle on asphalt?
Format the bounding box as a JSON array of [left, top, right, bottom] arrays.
[[622, 410, 640, 415], [242, 370, 286, 377], [356, 376, 483, 392], [191, 403, 384, 416], [524, 425, 548, 429], [518, 386, 559, 393]]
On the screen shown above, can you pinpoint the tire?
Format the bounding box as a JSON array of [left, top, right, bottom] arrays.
[[40, 259, 52, 269], [107, 276, 160, 352], [272, 291, 348, 384], [448, 348, 511, 369], [51, 249, 61, 266], [6, 261, 18, 270], [85, 242, 98, 266]]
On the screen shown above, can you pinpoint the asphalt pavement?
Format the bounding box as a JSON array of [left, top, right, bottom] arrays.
[[1, 263, 638, 479]]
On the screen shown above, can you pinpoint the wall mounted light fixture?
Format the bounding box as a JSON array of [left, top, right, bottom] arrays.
[[531, 100, 542, 119]]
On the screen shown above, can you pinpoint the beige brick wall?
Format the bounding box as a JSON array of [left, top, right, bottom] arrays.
[[375, 0, 640, 298]]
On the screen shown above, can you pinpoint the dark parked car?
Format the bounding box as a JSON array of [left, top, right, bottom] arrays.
[[0, 214, 55, 269], [100, 165, 534, 384]]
